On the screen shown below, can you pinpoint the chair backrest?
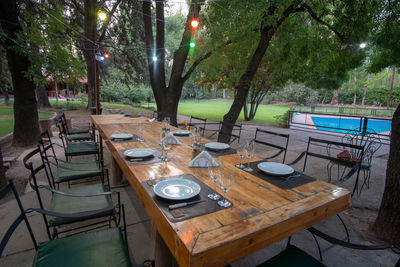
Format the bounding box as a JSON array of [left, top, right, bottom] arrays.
[[342, 128, 382, 166], [218, 121, 243, 144], [0, 179, 38, 256], [254, 128, 290, 163], [304, 137, 364, 173], [55, 120, 69, 149], [189, 116, 207, 133], [37, 130, 58, 188]]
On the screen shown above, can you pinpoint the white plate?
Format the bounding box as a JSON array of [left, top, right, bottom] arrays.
[[123, 148, 154, 159], [110, 133, 134, 140], [257, 162, 294, 176], [153, 179, 201, 200], [173, 130, 190, 136], [205, 142, 230, 151]]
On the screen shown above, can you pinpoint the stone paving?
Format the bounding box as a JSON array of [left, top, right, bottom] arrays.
[[0, 113, 398, 266]]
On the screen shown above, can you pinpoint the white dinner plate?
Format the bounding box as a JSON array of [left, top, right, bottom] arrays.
[[205, 142, 230, 151], [257, 162, 294, 176], [153, 179, 201, 200], [173, 130, 190, 136], [123, 148, 154, 159], [110, 133, 134, 140]]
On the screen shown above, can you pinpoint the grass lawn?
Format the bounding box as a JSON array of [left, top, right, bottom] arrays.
[[0, 105, 54, 137], [177, 100, 290, 126]]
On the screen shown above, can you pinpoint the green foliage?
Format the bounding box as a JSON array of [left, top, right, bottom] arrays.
[[274, 109, 291, 128], [365, 87, 400, 106], [50, 101, 87, 110], [265, 83, 320, 105], [101, 68, 153, 103]]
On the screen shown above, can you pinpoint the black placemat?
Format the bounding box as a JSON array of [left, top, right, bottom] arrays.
[[118, 147, 163, 166], [205, 147, 236, 157], [111, 134, 141, 143], [142, 174, 232, 223], [237, 160, 316, 190]]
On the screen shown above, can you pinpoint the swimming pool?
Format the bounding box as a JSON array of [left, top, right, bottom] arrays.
[[311, 116, 392, 134]]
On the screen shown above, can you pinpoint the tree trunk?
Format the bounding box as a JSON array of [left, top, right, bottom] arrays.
[[243, 100, 249, 121], [330, 89, 339, 105], [84, 0, 98, 109], [387, 67, 395, 109], [372, 104, 400, 245], [0, 145, 6, 190], [36, 85, 51, 108], [0, 0, 40, 146], [361, 73, 370, 106]]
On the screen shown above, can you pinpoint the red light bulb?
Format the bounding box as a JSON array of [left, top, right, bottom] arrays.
[[191, 19, 199, 29]]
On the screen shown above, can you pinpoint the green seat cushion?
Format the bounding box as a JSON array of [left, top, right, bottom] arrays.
[[69, 128, 90, 134], [33, 228, 131, 267], [56, 158, 102, 183], [48, 184, 113, 226], [67, 133, 93, 142], [256, 245, 326, 267], [65, 142, 98, 156]]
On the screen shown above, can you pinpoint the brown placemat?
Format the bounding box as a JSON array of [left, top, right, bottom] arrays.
[[119, 147, 163, 166], [237, 160, 315, 190], [111, 134, 141, 143], [142, 174, 232, 223]]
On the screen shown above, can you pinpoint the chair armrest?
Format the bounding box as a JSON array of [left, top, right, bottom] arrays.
[[287, 151, 307, 166], [39, 185, 112, 197], [263, 149, 285, 161], [26, 206, 115, 219], [332, 163, 360, 184]]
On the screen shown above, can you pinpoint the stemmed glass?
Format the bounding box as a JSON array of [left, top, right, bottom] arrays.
[[217, 171, 235, 208], [235, 144, 245, 169], [160, 136, 171, 162], [189, 126, 198, 147], [158, 132, 165, 160], [243, 140, 255, 172], [207, 159, 223, 200], [136, 121, 144, 142]]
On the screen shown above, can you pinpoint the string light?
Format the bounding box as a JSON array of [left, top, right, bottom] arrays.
[[98, 11, 106, 21]]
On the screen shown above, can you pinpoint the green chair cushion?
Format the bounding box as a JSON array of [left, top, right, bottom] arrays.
[[56, 158, 102, 183], [256, 245, 326, 267], [48, 184, 113, 226], [69, 128, 90, 134], [33, 228, 131, 267], [65, 142, 98, 156], [67, 133, 93, 142]]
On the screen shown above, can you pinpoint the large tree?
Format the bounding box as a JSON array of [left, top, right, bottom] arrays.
[[199, 0, 377, 142], [369, 0, 400, 245], [0, 0, 40, 146]]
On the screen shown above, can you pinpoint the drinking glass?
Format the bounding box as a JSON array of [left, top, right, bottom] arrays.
[[217, 171, 235, 208], [235, 144, 245, 168], [136, 121, 144, 142], [161, 138, 171, 162], [243, 140, 255, 172], [158, 132, 165, 160], [189, 126, 198, 147], [207, 165, 221, 200]]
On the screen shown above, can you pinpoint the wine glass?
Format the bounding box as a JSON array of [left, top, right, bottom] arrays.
[[158, 132, 165, 160], [207, 164, 221, 200], [161, 137, 171, 162], [217, 171, 235, 208], [235, 144, 245, 168], [189, 126, 198, 147], [243, 140, 255, 172], [136, 121, 144, 142]]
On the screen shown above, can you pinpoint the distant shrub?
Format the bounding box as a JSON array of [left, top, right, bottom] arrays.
[[274, 109, 291, 128]]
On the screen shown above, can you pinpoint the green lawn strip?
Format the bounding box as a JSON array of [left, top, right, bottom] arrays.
[[0, 118, 14, 137]]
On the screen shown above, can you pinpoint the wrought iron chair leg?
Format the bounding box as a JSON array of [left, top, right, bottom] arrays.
[[311, 232, 323, 261], [337, 214, 350, 242]]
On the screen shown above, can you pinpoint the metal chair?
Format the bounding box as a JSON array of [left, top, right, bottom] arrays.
[[38, 130, 107, 189], [58, 116, 94, 142], [23, 147, 121, 239], [56, 121, 99, 162], [60, 112, 91, 135], [253, 128, 290, 163], [339, 128, 382, 194], [185, 116, 207, 135], [256, 227, 399, 266], [205, 121, 242, 144], [0, 179, 135, 267]]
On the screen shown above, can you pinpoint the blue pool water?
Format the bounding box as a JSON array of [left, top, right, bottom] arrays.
[[311, 117, 392, 134]]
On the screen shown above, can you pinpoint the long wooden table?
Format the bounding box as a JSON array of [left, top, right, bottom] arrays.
[[91, 114, 351, 267]]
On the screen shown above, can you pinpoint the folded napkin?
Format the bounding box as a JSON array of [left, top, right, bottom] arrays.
[[188, 151, 219, 168], [162, 133, 181, 145]]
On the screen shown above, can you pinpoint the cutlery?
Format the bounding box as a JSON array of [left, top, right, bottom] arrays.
[[283, 173, 301, 181], [168, 200, 205, 210]]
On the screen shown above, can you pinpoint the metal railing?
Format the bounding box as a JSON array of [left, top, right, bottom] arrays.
[[292, 105, 394, 118]]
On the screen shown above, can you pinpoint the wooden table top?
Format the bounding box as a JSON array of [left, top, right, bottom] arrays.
[[91, 114, 351, 267]]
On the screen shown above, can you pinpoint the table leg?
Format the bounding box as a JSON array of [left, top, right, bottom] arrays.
[[150, 222, 174, 267], [99, 135, 104, 169], [111, 157, 123, 186]]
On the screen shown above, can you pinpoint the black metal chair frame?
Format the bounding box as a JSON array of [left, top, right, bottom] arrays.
[[187, 116, 207, 135], [0, 179, 133, 265], [253, 128, 290, 163], [56, 121, 100, 162], [38, 130, 107, 189], [23, 148, 121, 239], [205, 121, 242, 145], [60, 112, 91, 135]]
